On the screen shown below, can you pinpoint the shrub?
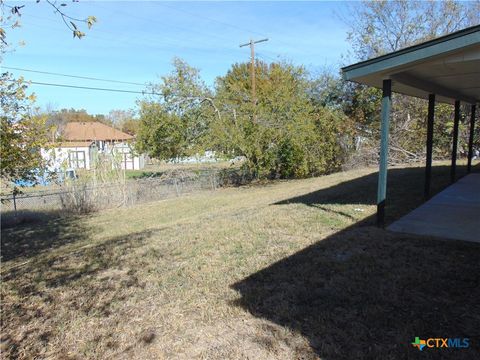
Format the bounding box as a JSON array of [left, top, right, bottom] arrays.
[[59, 180, 97, 214]]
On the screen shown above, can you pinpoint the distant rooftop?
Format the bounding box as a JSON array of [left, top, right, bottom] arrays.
[[62, 122, 133, 142]]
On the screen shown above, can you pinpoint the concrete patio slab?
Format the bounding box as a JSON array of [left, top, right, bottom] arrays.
[[388, 173, 480, 242]]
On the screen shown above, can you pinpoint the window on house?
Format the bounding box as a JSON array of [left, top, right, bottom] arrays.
[[68, 151, 86, 169]]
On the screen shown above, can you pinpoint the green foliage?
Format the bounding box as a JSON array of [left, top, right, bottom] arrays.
[[136, 59, 352, 179], [308, 70, 348, 110], [1, 0, 95, 189], [137, 58, 216, 160], [276, 138, 307, 178], [1, 73, 51, 186], [136, 102, 186, 160], [212, 61, 352, 179]]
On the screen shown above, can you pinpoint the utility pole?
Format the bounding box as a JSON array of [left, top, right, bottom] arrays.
[[240, 38, 268, 116]]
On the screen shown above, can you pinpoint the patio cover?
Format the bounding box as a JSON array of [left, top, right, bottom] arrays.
[[342, 25, 479, 227], [342, 25, 480, 104]]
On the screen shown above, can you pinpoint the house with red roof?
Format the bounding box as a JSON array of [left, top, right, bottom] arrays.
[[43, 122, 145, 171]]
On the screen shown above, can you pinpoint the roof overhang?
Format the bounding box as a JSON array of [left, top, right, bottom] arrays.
[[342, 25, 480, 105], [54, 141, 94, 148]]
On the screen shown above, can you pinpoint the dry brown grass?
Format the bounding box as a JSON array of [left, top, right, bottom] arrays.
[[1, 161, 479, 359]]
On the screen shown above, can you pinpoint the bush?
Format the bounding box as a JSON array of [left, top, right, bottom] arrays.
[[59, 180, 97, 214], [275, 139, 308, 178]]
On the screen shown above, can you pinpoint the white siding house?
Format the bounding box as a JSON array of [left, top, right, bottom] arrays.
[[43, 122, 145, 171], [113, 142, 145, 170], [42, 141, 94, 171]]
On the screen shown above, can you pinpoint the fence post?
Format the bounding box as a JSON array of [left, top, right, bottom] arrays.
[[13, 191, 17, 216], [12, 187, 17, 216], [213, 172, 218, 190], [174, 178, 179, 196]]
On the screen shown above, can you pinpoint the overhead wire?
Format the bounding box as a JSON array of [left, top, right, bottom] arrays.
[[2, 66, 146, 86], [4, 4, 306, 97], [156, 2, 269, 39], [90, 1, 292, 61], [89, 2, 244, 52], [5, 80, 159, 96], [18, 5, 292, 65], [19, 16, 244, 58], [256, 51, 279, 63], [15, 2, 325, 64], [155, 2, 321, 59]]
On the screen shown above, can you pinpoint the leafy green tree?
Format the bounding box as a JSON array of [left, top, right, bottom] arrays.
[[0, 0, 96, 190], [137, 58, 217, 159], [308, 72, 382, 134], [308, 69, 349, 111], [212, 61, 352, 178], [1, 73, 51, 187], [136, 103, 186, 160]]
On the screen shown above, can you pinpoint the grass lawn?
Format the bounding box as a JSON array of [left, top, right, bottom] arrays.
[[1, 162, 479, 359]]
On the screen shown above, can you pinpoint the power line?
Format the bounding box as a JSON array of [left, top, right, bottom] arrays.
[[20, 18, 244, 58], [20, 8, 291, 65], [156, 3, 319, 59], [256, 51, 279, 63], [17, 80, 159, 95], [3, 66, 146, 86], [7, 79, 226, 103], [10, 80, 226, 102], [91, 2, 241, 50], [90, 2, 293, 62], [157, 2, 269, 39], [20, 4, 322, 67]]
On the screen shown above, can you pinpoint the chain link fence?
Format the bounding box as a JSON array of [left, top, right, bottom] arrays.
[[1, 168, 252, 218]]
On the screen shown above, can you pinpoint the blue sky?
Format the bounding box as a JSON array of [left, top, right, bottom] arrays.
[[3, 1, 352, 115]]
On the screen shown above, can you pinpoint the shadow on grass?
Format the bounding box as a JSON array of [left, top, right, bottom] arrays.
[[232, 164, 480, 359], [275, 164, 474, 224], [1, 210, 94, 262], [1, 225, 161, 359]]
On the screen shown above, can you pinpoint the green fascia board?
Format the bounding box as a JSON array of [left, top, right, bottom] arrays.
[[342, 25, 480, 81]]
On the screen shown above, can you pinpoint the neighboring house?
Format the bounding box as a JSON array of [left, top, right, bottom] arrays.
[[43, 122, 145, 171]]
